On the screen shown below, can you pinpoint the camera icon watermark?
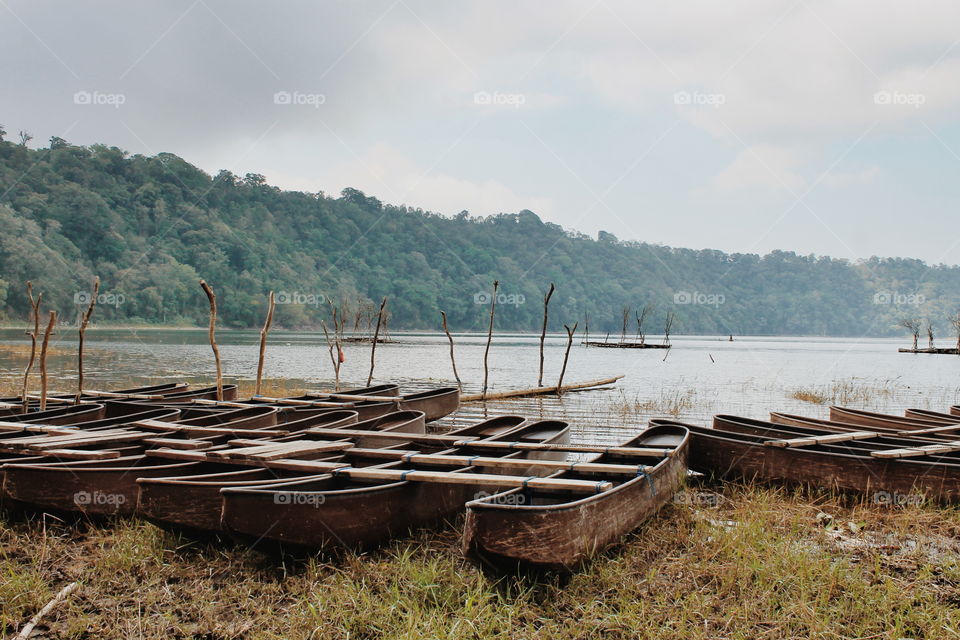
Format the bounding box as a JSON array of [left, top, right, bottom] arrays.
[[273, 90, 326, 108], [273, 491, 325, 507], [473, 291, 525, 307], [673, 90, 725, 108], [74, 291, 125, 308], [474, 490, 526, 505], [473, 90, 526, 108], [73, 90, 126, 109], [673, 290, 725, 308], [74, 491, 126, 506], [672, 490, 723, 508], [275, 291, 326, 307], [872, 491, 925, 507], [873, 90, 925, 109], [872, 291, 925, 307]]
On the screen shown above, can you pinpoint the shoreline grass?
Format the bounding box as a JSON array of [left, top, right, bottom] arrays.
[[2, 483, 958, 639]]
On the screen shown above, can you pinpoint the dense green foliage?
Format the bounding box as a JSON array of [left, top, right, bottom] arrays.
[[1, 134, 958, 336]]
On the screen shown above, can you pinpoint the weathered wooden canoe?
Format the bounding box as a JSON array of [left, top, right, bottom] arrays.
[[0, 382, 190, 406], [135, 410, 365, 534], [461, 424, 688, 572], [681, 417, 960, 503], [904, 408, 960, 423], [0, 406, 283, 516], [0, 403, 106, 425], [104, 386, 239, 416], [716, 414, 949, 449], [769, 412, 960, 441], [0, 407, 181, 441], [828, 406, 951, 429], [300, 386, 460, 422], [219, 419, 567, 552]]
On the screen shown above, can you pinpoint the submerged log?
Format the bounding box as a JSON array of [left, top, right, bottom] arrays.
[[460, 374, 624, 402]]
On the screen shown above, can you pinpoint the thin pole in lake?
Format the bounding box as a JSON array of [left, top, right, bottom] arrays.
[[538, 283, 555, 387], [556, 321, 578, 395], [21, 281, 42, 413], [440, 310, 461, 390], [322, 303, 345, 390], [367, 296, 387, 385], [482, 280, 499, 397], [76, 276, 100, 403], [199, 280, 223, 401], [38, 310, 56, 411], [255, 291, 275, 396]]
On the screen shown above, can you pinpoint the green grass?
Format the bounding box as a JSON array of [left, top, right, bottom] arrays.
[[3, 484, 959, 639]]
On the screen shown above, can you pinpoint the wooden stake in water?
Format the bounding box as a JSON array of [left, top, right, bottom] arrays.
[[556, 321, 578, 395], [255, 291, 275, 396], [482, 280, 499, 397], [199, 280, 223, 401], [76, 276, 100, 403], [321, 314, 341, 391], [538, 283, 555, 387], [367, 296, 387, 386], [39, 311, 56, 411], [21, 282, 42, 414], [440, 310, 461, 390]]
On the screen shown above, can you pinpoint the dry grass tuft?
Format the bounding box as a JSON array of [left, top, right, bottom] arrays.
[[789, 379, 895, 406]]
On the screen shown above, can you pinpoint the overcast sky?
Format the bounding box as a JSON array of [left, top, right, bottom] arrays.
[[3, 0, 960, 264]]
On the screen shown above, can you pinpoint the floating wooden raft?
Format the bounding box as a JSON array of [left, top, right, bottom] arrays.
[[147, 447, 615, 494], [460, 375, 625, 402]]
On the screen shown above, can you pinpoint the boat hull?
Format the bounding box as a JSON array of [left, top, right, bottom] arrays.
[[461, 424, 688, 572]]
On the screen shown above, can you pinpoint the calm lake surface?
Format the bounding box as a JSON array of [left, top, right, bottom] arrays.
[[2, 328, 958, 443]]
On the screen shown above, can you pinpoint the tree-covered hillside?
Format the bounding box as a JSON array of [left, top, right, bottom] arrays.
[[1, 132, 958, 337]]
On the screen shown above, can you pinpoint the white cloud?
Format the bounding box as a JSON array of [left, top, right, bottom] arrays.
[[713, 145, 806, 193]]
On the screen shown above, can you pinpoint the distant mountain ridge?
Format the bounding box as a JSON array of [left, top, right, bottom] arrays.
[[0, 133, 957, 337]]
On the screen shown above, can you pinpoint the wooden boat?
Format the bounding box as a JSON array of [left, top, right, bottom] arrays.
[[137, 411, 431, 535], [0, 406, 284, 516], [905, 408, 960, 422], [461, 424, 688, 572], [0, 382, 190, 406], [219, 419, 568, 552], [306, 386, 460, 422], [716, 414, 950, 449], [136, 410, 370, 534], [0, 407, 181, 441], [678, 416, 960, 503], [769, 412, 960, 441], [0, 403, 106, 425], [104, 386, 239, 416], [828, 406, 951, 429]]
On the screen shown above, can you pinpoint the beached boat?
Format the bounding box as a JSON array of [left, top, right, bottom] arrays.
[[679, 416, 960, 503], [461, 423, 688, 572], [0, 403, 106, 424], [0, 382, 190, 407], [769, 412, 960, 441], [137, 412, 493, 536], [828, 406, 951, 429], [904, 408, 960, 423], [0, 406, 286, 516], [218, 419, 568, 552]]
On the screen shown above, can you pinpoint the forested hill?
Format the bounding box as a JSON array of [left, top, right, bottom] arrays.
[[0, 134, 958, 337]]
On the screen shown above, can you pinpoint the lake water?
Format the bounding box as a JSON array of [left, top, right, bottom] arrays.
[[2, 329, 958, 444]]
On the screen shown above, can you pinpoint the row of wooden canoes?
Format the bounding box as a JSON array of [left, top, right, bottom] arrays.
[[0, 383, 690, 572], [670, 404, 960, 505]]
